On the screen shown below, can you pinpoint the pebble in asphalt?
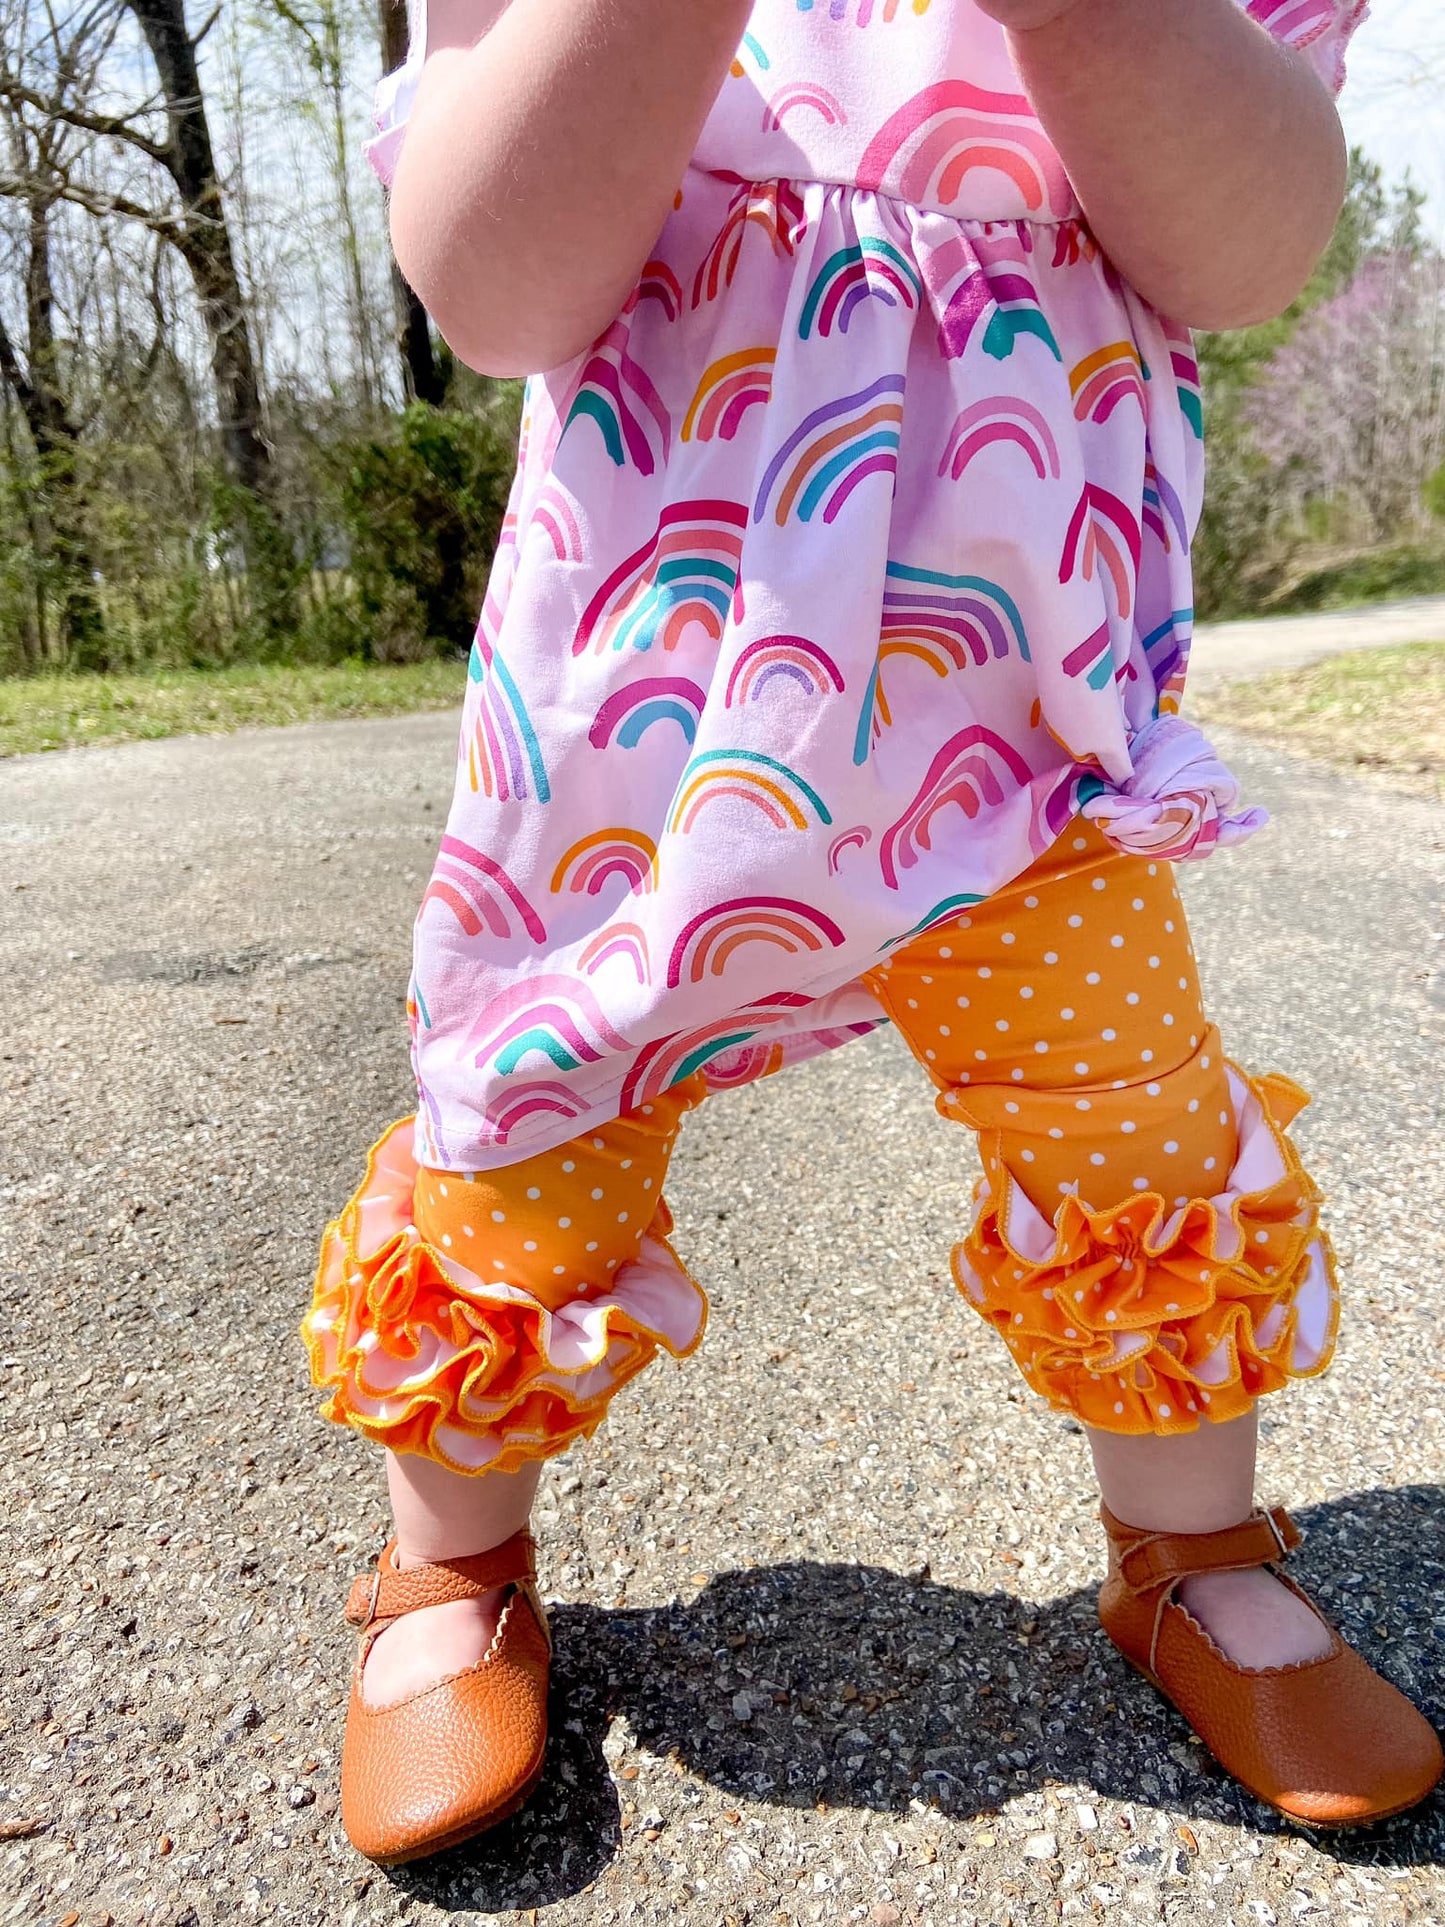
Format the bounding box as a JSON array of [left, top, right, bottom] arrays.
[[2, 710, 1442, 1926]]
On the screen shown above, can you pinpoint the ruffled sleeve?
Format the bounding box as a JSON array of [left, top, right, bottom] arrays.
[[364, 0, 428, 187], [1241, 0, 1370, 96]]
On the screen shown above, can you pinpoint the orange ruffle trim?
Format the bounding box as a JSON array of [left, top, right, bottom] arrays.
[[301, 1118, 708, 1475], [952, 1066, 1340, 1435]]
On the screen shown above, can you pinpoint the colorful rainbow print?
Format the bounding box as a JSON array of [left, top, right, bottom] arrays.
[[665, 896, 847, 988], [636, 258, 683, 322], [578, 922, 651, 985], [421, 834, 548, 945], [724, 634, 845, 707], [763, 82, 846, 133], [1142, 459, 1190, 554], [528, 481, 583, 562], [484, 1079, 590, 1147], [753, 375, 905, 526], [857, 82, 1072, 218], [1030, 765, 1109, 857], [729, 29, 770, 77], [561, 320, 671, 476], [693, 180, 806, 307], [1070, 341, 1147, 424], [854, 565, 1031, 762], [550, 827, 659, 896], [465, 635, 551, 803], [797, 0, 932, 15], [573, 500, 748, 656], [1165, 326, 1204, 438], [681, 347, 776, 443], [881, 890, 987, 949], [1060, 484, 1143, 624], [879, 725, 1034, 887], [939, 396, 1062, 481], [1060, 619, 1116, 693], [621, 1012, 773, 1108], [827, 824, 872, 872], [1245, 1, 1336, 49], [589, 676, 707, 750], [798, 241, 922, 339], [667, 748, 833, 833], [467, 973, 632, 1076], [937, 262, 1061, 363], [1140, 608, 1194, 711]]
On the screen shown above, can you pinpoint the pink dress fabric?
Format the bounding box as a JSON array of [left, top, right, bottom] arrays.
[[368, 0, 1366, 1174]]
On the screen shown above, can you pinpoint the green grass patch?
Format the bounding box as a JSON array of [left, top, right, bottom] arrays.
[[0, 659, 467, 758], [1264, 544, 1445, 615], [1193, 639, 1444, 799]]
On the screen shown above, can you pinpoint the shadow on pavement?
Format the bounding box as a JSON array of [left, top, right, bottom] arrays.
[[392, 1483, 1444, 1911]]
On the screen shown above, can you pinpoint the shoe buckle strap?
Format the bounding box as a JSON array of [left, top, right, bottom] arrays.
[[345, 1528, 539, 1630], [1118, 1506, 1300, 1599]]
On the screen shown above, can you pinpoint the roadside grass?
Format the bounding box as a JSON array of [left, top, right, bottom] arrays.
[[1192, 639, 1444, 801], [0, 659, 466, 758]]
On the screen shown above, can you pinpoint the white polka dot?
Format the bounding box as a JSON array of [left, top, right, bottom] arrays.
[[1133, 1177, 1149, 1190], [586, 1241, 599, 1252], [618, 1211, 629, 1223], [1121, 1121, 1136, 1134], [441, 1232, 453, 1247], [1092, 877, 1106, 892], [1220, 1111, 1229, 1126], [524, 1239, 538, 1252], [1114, 1401, 1125, 1415], [1086, 971, 1101, 986], [621, 1158, 633, 1170], [1005, 1101, 1021, 1114], [1065, 1326, 1078, 1338], [925, 1049, 937, 1062], [1015, 1312, 1024, 1324], [1148, 864, 1157, 875], [995, 1019, 1010, 1033], [1175, 1196, 1188, 1207], [553, 1264, 567, 1277], [1204, 1157, 1216, 1172], [1162, 1013, 1175, 1027], [1075, 1098, 1091, 1112], [1202, 1055, 1212, 1069], [463, 1225, 475, 1237], [1044, 951, 1059, 965], [921, 975, 933, 986], [1002, 932, 1016, 946], [439, 1182, 449, 1198], [558, 1216, 572, 1229], [641, 1105, 654, 1115], [1159, 1404, 1172, 1419], [1179, 978, 1189, 991], [1025, 896, 1039, 909], [1148, 956, 1160, 969], [1074, 837, 1088, 851], [526, 1186, 542, 1201], [1102, 1028, 1116, 1042], [1126, 992, 1140, 1006], [591, 1187, 605, 1200], [1256, 1230, 1270, 1244], [1165, 920, 1175, 934], [976, 1049, 988, 1062], [1048, 1127, 1065, 1140], [956, 995, 971, 1010], [1068, 915, 1083, 929], [907, 998, 919, 1009], [607, 1258, 618, 1269], [1141, 1049, 1154, 1063], [1019, 987, 1034, 1001], [494, 1259, 506, 1271], [1105, 1310, 1118, 1322], [562, 1159, 576, 1173], [1035, 1041, 1049, 1054], [1060, 1006, 1076, 1021], [1147, 1082, 1161, 1096], [1021, 1149, 1035, 1162], [643, 1177, 654, 1189], [1090, 1153, 1106, 1166], [1074, 1062, 1090, 1076], [1011, 1068, 1024, 1081], [978, 967, 992, 979], [491, 1209, 507, 1223], [1110, 935, 1124, 949], [1132, 899, 1144, 912], [1164, 1140, 1179, 1154], [939, 1023, 951, 1037], [593, 1136, 606, 1150]]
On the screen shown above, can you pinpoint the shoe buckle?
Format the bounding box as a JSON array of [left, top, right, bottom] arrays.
[[362, 1570, 382, 1629]]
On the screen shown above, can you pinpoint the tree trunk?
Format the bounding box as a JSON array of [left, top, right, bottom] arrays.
[[0, 195, 106, 666], [125, 0, 295, 630], [379, 0, 446, 406]]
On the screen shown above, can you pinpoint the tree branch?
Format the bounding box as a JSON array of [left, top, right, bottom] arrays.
[[0, 71, 172, 167]]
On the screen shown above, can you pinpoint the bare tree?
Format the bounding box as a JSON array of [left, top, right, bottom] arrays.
[[377, 0, 444, 404]]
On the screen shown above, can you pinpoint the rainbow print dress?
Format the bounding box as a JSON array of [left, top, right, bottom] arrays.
[[368, 0, 1367, 1173]]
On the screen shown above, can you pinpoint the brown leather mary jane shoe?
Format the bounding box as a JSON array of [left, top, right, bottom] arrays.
[[340, 1528, 551, 1865], [1098, 1503, 1442, 1828]]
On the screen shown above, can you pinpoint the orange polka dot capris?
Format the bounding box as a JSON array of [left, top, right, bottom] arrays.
[[303, 823, 1337, 1473]]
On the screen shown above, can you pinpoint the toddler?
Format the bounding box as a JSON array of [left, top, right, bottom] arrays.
[[305, 0, 1442, 1863]]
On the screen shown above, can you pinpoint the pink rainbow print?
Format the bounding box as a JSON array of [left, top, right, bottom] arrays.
[[636, 258, 683, 322], [421, 835, 548, 945], [574, 500, 748, 656], [753, 375, 905, 526], [1069, 341, 1147, 424], [827, 824, 873, 873], [857, 82, 1073, 218], [666, 897, 847, 987], [578, 922, 651, 985], [466, 973, 632, 1075], [1245, 0, 1336, 48], [940, 396, 1062, 481], [798, 239, 922, 340], [1060, 485, 1143, 623], [621, 1012, 779, 1109], [725, 635, 845, 706], [681, 347, 776, 443], [763, 82, 845, 132], [1142, 459, 1190, 554], [1060, 619, 1115, 693], [668, 748, 831, 834], [590, 677, 707, 751], [693, 180, 806, 308], [879, 725, 1034, 888], [550, 828, 659, 896], [561, 319, 671, 476], [529, 481, 583, 562], [483, 1079, 590, 1147]]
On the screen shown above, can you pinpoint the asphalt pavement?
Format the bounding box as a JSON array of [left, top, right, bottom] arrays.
[[2, 626, 1443, 1926]]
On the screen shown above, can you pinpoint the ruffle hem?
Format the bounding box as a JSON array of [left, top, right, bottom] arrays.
[[302, 1117, 708, 1475], [951, 1064, 1339, 1434]]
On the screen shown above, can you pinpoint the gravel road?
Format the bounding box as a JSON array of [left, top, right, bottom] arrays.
[[2, 700, 1443, 1927]]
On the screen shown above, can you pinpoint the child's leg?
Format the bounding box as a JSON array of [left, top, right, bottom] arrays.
[[864, 821, 1336, 1667], [305, 1082, 704, 1706]]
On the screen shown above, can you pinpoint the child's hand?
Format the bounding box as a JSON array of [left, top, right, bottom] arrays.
[[973, 0, 1084, 29]]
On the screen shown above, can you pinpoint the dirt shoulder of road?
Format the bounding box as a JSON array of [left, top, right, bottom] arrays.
[[1190, 639, 1444, 803]]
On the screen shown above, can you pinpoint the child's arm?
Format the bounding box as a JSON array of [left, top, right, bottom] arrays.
[[977, 0, 1348, 329], [387, 0, 754, 376]]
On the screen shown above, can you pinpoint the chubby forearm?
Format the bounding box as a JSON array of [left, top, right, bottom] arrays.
[[984, 0, 1347, 329], [389, 0, 754, 375]]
